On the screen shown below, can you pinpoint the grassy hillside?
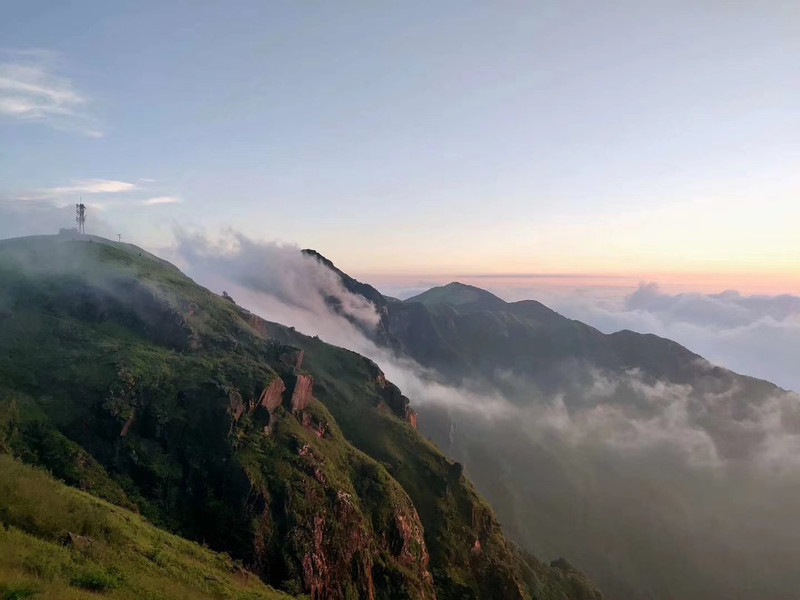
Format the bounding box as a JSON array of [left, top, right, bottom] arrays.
[[0, 235, 600, 600], [0, 454, 291, 600]]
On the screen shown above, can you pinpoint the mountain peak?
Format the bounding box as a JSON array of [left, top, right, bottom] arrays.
[[406, 282, 506, 308]]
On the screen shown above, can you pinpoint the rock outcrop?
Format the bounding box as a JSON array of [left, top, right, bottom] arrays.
[[257, 377, 286, 412], [302, 412, 328, 439], [405, 406, 418, 429], [119, 410, 136, 437], [291, 374, 314, 412], [243, 422, 436, 600]]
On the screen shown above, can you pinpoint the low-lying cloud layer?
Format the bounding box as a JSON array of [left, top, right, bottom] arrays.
[[174, 230, 516, 419], [174, 231, 800, 470], [172, 229, 800, 599]]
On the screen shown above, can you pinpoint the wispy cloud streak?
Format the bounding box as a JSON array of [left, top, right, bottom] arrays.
[[0, 49, 102, 137], [143, 196, 181, 206], [47, 179, 137, 195]]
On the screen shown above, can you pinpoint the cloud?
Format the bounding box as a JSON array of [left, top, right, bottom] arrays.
[[172, 228, 800, 598], [551, 283, 800, 393], [175, 231, 382, 331], [45, 179, 137, 196], [174, 230, 515, 419], [143, 196, 181, 206], [172, 229, 800, 468], [0, 49, 102, 137]]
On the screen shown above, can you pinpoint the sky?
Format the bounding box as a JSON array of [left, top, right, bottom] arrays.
[[1, 1, 799, 293]]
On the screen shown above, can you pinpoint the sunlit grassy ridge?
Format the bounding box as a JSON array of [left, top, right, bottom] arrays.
[[0, 454, 292, 600]]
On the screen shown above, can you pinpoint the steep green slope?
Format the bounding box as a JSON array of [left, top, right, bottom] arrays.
[[243, 324, 599, 600], [0, 454, 291, 600], [0, 235, 600, 600]]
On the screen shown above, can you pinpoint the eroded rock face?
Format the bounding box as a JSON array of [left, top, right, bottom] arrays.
[[405, 407, 418, 429], [119, 410, 136, 437], [291, 375, 314, 412], [299, 493, 377, 600], [289, 483, 435, 600], [242, 417, 436, 600], [393, 507, 432, 582], [258, 377, 286, 412]]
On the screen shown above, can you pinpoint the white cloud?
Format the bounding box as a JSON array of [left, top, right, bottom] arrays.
[[172, 229, 800, 469], [0, 49, 102, 137], [143, 196, 181, 206], [47, 179, 137, 195]]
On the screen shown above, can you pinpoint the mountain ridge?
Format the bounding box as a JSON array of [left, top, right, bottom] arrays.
[[0, 234, 601, 600], [303, 249, 800, 600]]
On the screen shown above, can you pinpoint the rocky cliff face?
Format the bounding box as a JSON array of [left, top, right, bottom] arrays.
[[0, 236, 601, 600], [291, 374, 314, 412], [239, 406, 436, 600], [258, 377, 286, 412], [373, 368, 418, 429]]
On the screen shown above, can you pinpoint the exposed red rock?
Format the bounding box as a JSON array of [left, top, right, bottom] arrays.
[[258, 377, 286, 412], [243, 421, 435, 600], [301, 411, 328, 439], [291, 375, 314, 412], [405, 407, 418, 429], [392, 504, 435, 595], [299, 443, 313, 458], [120, 409, 136, 437]]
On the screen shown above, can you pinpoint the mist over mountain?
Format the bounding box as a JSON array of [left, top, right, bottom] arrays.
[[5, 2, 798, 599], [173, 231, 800, 600], [0, 233, 601, 600]]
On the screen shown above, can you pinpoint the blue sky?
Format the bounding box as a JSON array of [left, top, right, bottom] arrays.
[[2, 1, 798, 290]]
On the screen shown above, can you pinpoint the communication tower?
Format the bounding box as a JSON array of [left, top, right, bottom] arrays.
[[75, 201, 86, 234]]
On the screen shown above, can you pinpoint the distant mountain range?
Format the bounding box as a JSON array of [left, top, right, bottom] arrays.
[[305, 251, 800, 600]]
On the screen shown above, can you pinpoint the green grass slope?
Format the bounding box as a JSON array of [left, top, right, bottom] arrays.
[[0, 454, 291, 600]]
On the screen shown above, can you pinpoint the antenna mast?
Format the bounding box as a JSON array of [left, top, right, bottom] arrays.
[[75, 200, 86, 235]]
